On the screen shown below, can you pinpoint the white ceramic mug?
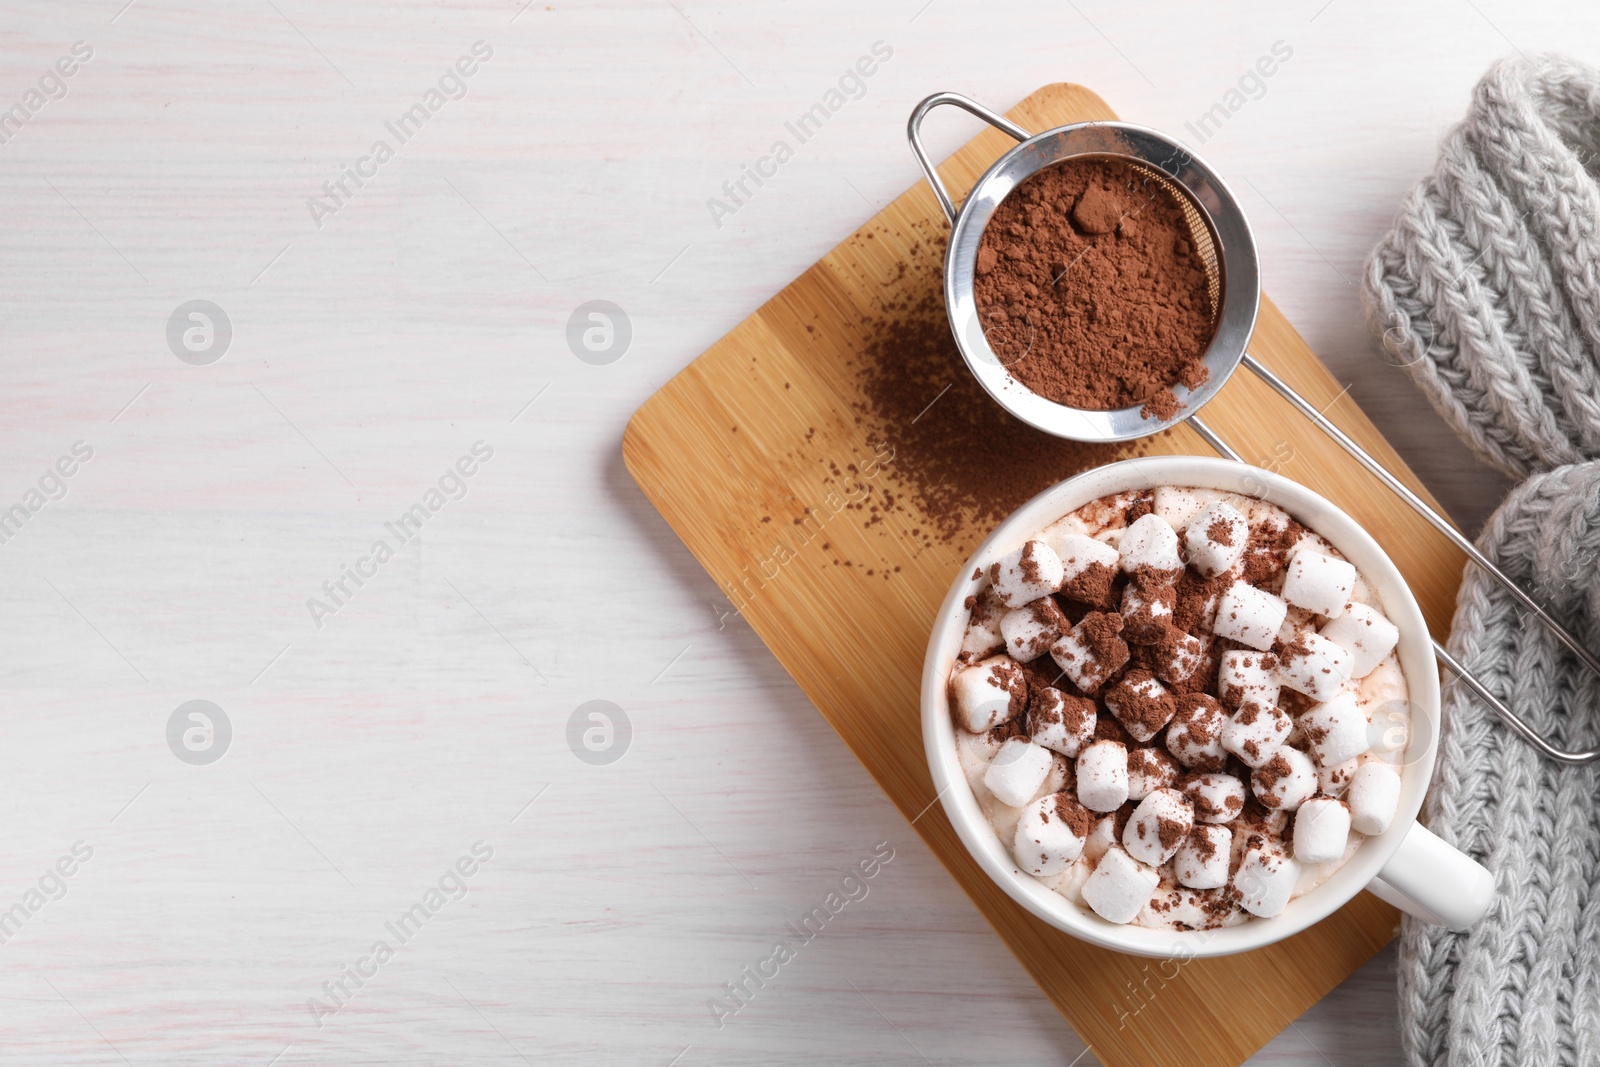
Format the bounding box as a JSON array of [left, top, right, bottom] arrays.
[[921, 456, 1495, 958]]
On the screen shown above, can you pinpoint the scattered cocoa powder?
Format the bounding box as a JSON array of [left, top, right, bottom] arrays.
[[1278, 632, 1312, 663], [1172, 693, 1223, 744], [1030, 687, 1097, 739], [1018, 654, 1069, 695], [851, 275, 1129, 545], [1128, 747, 1177, 790], [1120, 573, 1177, 642], [972, 157, 1215, 412], [1077, 610, 1127, 661], [1123, 493, 1156, 524], [1093, 714, 1135, 747], [1253, 752, 1294, 808]]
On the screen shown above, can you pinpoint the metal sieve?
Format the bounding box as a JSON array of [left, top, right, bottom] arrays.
[[908, 91, 1599, 764]]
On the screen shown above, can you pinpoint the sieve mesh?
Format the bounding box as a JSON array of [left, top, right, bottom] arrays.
[[1123, 158, 1223, 328]]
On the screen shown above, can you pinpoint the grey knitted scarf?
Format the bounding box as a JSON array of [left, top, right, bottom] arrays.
[[1364, 55, 1600, 1067], [1366, 54, 1600, 479]]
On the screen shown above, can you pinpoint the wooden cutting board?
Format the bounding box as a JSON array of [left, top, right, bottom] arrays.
[[624, 83, 1464, 1067]]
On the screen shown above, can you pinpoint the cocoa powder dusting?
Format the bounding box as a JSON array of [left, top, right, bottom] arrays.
[[1107, 670, 1176, 737], [1060, 561, 1117, 608], [1241, 518, 1307, 586], [1189, 826, 1218, 864], [1172, 570, 1225, 633], [972, 157, 1215, 412], [1156, 815, 1188, 851], [1053, 793, 1096, 838]]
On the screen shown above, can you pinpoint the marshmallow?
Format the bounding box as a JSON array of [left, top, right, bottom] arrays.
[[1251, 746, 1318, 812], [1184, 772, 1246, 823], [1127, 746, 1180, 801], [1276, 605, 1314, 648], [1235, 847, 1300, 917], [1245, 497, 1289, 533], [1317, 757, 1359, 798], [1183, 501, 1249, 578], [1150, 628, 1205, 686], [1153, 486, 1224, 529], [1277, 630, 1355, 701], [983, 738, 1056, 807], [1122, 787, 1195, 866], [1050, 612, 1130, 694], [1039, 512, 1091, 543], [1212, 581, 1288, 651], [1217, 648, 1282, 713], [1039, 750, 1073, 796], [1013, 792, 1093, 876], [1240, 802, 1290, 840], [1300, 692, 1370, 766], [1045, 531, 1117, 574], [1320, 602, 1400, 679], [1104, 670, 1178, 743], [1175, 825, 1232, 890], [949, 655, 1027, 732], [990, 539, 1065, 608], [1000, 597, 1068, 662], [1293, 797, 1352, 864], [1082, 846, 1161, 924], [1083, 813, 1120, 865], [1076, 740, 1130, 812], [1347, 761, 1402, 835], [1222, 702, 1292, 768], [1282, 549, 1357, 618], [1119, 513, 1183, 578], [1027, 687, 1098, 758], [960, 590, 1006, 658], [1120, 579, 1176, 643], [1166, 693, 1229, 771], [1049, 533, 1121, 606]]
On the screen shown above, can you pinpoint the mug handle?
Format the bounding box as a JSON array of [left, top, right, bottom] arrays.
[[1366, 821, 1494, 931]]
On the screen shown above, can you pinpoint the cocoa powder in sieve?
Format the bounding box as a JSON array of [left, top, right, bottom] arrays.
[[972, 157, 1215, 414]]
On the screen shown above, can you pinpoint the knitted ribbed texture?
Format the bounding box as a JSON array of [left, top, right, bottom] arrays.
[[1364, 53, 1600, 1066], [1397, 464, 1600, 1067], [1363, 55, 1600, 479]]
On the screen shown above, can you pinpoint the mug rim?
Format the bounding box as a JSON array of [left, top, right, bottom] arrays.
[[920, 455, 1440, 958]]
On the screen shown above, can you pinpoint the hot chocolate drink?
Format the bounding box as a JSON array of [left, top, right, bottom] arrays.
[[947, 486, 1407, 928]]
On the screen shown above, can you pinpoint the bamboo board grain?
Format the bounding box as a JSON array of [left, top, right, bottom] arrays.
[[624, 83, 1464, 1067]]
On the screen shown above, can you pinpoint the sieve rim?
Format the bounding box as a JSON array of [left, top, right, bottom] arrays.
[[942, 120, 1260, 443]]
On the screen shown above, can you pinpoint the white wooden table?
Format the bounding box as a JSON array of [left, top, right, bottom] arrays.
[[0, 0, 1572, 1062]]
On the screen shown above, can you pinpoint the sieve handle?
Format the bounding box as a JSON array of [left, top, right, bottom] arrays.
[[907, 92, 1032, 225]]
